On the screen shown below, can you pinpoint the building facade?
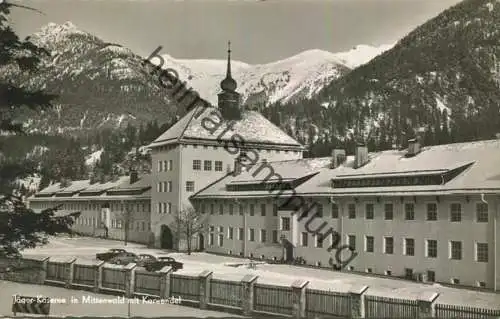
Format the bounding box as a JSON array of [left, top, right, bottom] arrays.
[[28, 45, 500, 291]]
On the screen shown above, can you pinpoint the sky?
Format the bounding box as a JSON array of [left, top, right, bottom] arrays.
[[10, 0, 463, 64]]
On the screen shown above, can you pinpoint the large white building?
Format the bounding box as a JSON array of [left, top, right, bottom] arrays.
[[28, 45, 500, 291]]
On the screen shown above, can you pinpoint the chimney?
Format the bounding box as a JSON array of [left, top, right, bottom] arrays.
[[130, 170, 139, 184], [354, 143, 369, 169], [330, 149, 346, 169], [406, 138, 421, 157]]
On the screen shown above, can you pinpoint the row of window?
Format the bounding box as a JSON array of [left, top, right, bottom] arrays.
[[32, 202, 151, 213], [157, 202, 173, 214], [157, 181, 173, 193], [208, 226, 281, 246], [75, 217, 150, 231], [201, 203, 279, 216], [183, 144, 298, 155], [344, 202, 489, 222], [192, 160, 224, 172], [157, 160, 173, 172], [344, 235, 489, 263]]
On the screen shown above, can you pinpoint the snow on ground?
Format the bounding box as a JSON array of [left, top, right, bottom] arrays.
[[0, 281, 242, 318], [85, 149, 103, 166], [22, 237, 500, 309]]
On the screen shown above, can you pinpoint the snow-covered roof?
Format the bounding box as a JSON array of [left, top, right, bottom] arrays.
[[148, 106, 303, 150], [191, 139, 500, 199], [30, 174, 152, 201]]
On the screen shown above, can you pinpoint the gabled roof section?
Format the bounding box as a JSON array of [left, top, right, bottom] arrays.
[[54, 180, 91, 197], [106, 174, 151, 196], [34, 182, 62, 197], [149, 106, 303, 149], [190, 157, 331, 199], [79, 176, 130, 196]]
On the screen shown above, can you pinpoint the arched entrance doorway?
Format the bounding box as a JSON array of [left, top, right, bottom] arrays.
[[198, 233, 205, 251], [160, 225, 173, 249]]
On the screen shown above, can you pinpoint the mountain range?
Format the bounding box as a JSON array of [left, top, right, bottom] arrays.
[[1, 21, 391, 134]]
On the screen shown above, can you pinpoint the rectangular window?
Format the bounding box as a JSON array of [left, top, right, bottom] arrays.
[[186, 181, 194, 192], [476, 243, 488, 262], [193, 160, 201, 170], [158, 160, 162, 172], [261, 204, 266, 216], [273, 204, 278, 216], [384, 237, 394, 254], [210, 203, 214, 215], [348, 204, 356, 219], [249, 228, 255, 242], [238, 228, 244, 240], [239, 204, 244, 215], [260, 230, 266, 243], [405, 203, 415, 220], [331, 203, 339, 218], [427, 240, 437, 258], [219, 204, 224, 215], [476, 203, 488, 222], [281, 217, 290, 231], [228, 227, 234, 239], [316, 234, 324, 248], [200, 203, 206, 214], [167, 202, 172, 214], [204, 160, 212, 171], [316, 204, 323, 217], [215, 161, 223, 171], [365, 203, 374, 219], [405, 238, 415, 256], [249, 204, 255, 216], [169, 160, 173, 171], [272, 230, 278, 243], [427, 203, 438, 221], [365, 236, 374, 253], [450, 203, 461, 222], [218, 234, 223, 247], [301, 232, 308, 247], [450, 241, 462, 260], [348, 235, 356, 250], [229, 204, 234, 215], [167, 181, 172, 192], [209, 234, 214, 246], [218, 226, 224, 233]]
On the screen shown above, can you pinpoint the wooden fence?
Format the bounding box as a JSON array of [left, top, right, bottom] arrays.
[[1, 256, 500, 319], [170, 274, 200, 302], [435, 304, 500, 319], [135, 270, 162, 297], [73, 264, 95, 286], [365, 295, 419, 318], [46, 261, 68, 283], [101, 267, 126, 291], [209, 278, 242, 308], [254, 283, 294, 315], [306, 288, 351, 318]]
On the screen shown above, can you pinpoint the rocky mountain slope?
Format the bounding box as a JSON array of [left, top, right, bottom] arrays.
[[161, 45, 392, 107], [1, 22, 179, 134], [2, 21, 391, 134], [278, 0, 500, 150]]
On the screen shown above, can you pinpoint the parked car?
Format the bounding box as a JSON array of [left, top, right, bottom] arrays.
[[135, 254, 156, 267], [96, 248, 127, 261], [141, 255, 183, 272], [109, 252, 138, 265]]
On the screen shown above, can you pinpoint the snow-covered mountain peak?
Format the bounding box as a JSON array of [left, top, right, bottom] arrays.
[[31, 21, 86, 44], [159, 44, 392, 106]]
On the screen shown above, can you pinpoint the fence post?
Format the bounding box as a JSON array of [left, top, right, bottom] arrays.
[[124, 263, 137, 298], [40, 257, 49, 284], [240, 274, 258, 316], [65, 258, 77, 288], [291, 280, 309, 319], [349, 285, 368, 318], [198, 270, 213, 310], [159, 266, 173, 298], [417, 292, 439, 318], [94, 261, 105, 293]]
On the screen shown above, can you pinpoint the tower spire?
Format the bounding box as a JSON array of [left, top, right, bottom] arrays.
[[220, 40, 237, 92], [226, 41, 232, 78]]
